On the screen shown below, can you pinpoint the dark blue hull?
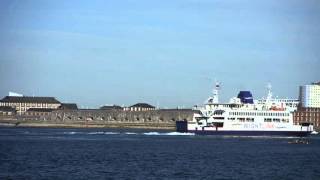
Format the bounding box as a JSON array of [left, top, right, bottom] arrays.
[[189, 130, 311, 137]]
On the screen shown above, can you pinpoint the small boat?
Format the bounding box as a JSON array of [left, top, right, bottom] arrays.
[[311, 131, 319, 135], [288, 139, 310, 144]]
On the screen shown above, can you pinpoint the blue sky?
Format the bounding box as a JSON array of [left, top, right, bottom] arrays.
[[0, 0, 319, 108]]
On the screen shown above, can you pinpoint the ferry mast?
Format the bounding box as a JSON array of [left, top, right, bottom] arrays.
[[212, 81, 220, 104]]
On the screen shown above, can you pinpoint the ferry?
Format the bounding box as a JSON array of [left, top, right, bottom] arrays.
[[176, 82, 313, 136]]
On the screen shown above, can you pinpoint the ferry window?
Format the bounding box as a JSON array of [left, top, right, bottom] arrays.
[[273, 118, 280, 122], [228, 117, 235, 121], [264, 118, 272, 122], [246, 118, 254, 122]]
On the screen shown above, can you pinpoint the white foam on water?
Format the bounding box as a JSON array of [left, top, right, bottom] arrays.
[[84, 131, 120, 135], [143, 132, 160, 135], [104, 132, 120, 135], [64, 132, 79, 135], [88, 132, 105, 135], [165, 132, 195, 136], [143, 132, 195, 136], [124, 132, 138, 135]]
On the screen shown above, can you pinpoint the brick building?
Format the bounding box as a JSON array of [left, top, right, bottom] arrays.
[[293, 107, 320, 130]]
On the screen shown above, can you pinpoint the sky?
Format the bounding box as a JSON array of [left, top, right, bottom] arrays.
[[0, 0, 319, 108]]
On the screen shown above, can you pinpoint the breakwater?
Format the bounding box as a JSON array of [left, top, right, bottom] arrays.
[[0, 109, 196, 129]]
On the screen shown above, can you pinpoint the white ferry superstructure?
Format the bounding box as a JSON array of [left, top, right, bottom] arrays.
[[176, 82, 313, 136]]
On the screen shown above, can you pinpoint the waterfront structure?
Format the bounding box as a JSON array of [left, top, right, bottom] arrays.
[[26, 108, 55, 116], [293, 107, 320, 129], [0, 96, 61, 115], [0, 106, 16, 116], [100, 105, 123, 110], [124, 103, 155, 111], [299, 82, 320, 108], [59, 103, 78, 110]]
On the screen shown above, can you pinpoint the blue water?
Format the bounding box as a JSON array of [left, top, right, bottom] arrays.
[[0, 127, 320, 180]]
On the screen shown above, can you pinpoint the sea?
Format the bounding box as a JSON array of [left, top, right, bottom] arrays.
[[0, 127, 320, 180]]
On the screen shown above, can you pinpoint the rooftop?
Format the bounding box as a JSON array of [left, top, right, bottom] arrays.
[[0, 96, 61, 104], [130, 103, 155, 108], [59, 103, 78, 110], [100, 105, 123, 110]]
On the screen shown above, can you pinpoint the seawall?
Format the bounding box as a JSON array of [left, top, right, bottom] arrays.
[[0, 109, 196, 130]]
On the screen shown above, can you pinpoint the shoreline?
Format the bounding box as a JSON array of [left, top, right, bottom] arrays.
[[0, 121, 176, 130]]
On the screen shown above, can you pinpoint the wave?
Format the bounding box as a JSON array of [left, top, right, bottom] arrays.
[[143, 132, 195, 136], [124, 132, 138, 135], [165, 132, 195, 136], [63, 131, 120, 135], [220, 135, 299, 139], [62, 131, 194, 136], [63, 132, 79, 135], [104, 132, 120, 135], [88, 132, 120, 135]]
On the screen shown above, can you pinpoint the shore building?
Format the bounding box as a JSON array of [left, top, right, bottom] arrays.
[[294, 82, 320, 130], [0, 96, 61, 115], [100, 105, 123, 110], [124, 103, 155, 111], [299, 82, 320, 108]]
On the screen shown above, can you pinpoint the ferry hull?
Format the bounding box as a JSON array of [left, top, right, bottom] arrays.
[[176, 121, 311, 137], [189, 130, 311, 137]]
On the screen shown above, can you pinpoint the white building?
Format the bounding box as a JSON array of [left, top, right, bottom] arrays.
[[299, 82, 320, 108]]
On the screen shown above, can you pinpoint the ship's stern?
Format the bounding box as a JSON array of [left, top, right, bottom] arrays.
[[176, 120, 188, 132]]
